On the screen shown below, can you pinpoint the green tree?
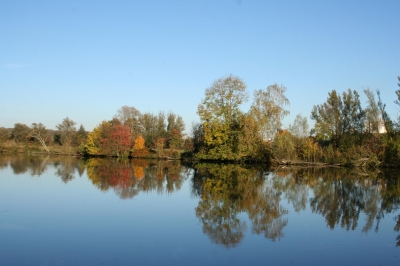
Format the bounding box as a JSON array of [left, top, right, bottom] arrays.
[[311, 89, 364, 148], [56, 117, 77, 146], [250, 84, 290, 140], [140, 112, 167, 148], [197, 75, 248, 160], [75, 124, 88, 145], [166, 112, 185, 149]]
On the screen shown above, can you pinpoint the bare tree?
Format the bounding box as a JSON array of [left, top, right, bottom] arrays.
[[29, 123, 50, 153], [114, 106, 143, 134], [250, 84, 290, 140], [364, 88, 380, 133], [56, 117, 77, 146]]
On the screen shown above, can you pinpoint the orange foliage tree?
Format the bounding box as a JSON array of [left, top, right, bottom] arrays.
[[131, 136, 150, 157]]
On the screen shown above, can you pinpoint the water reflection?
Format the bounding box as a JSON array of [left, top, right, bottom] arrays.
[[192, 164, 288, 247], [85, 158, 189, 199], [1, 155, 400, 249]]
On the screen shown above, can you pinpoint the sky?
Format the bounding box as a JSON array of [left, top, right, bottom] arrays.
[[1, 0, 399, 134]]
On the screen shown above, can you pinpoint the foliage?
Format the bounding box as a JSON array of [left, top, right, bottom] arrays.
[[131, 136, 150, 157], [99, 123, 132, 157], [197, 75, 248, 160], [311, 89, 364, 148]]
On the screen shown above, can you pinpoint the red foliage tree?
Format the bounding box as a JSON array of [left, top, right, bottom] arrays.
[[100, 124, 132, 156]]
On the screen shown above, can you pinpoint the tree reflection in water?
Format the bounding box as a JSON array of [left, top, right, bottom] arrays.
[[192, 164, 288, 248], [2, 154, 400, 248], [85, 158, 189, 199]]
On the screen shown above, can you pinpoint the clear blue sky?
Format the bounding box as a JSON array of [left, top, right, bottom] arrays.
[[1, 0, 399, 133]]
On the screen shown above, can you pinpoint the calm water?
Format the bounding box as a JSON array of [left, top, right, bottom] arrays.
[[1, 155, 399, 265]]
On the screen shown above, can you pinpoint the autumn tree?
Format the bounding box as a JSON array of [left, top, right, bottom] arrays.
[[29, 123, 50, 153], [99, 123, 132, 157], [56, 117, 77, 146], [84, 121, 111, 155], [250, 84, 290, 140], [131, 135, 149, 157], [197, 75, 248, 160]]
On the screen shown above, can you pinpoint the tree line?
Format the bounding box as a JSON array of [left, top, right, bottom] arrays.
[[1, 75, 400, 166]]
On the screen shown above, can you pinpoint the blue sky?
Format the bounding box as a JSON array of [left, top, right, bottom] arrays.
[[1, 0, 399, 133]]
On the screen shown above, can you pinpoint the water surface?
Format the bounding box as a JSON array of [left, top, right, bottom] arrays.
[[1, 155, 399, 265]]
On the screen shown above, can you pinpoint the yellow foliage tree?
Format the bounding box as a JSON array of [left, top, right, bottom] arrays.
[[133, 136, 145, 150], [131, 136, 150, 157]]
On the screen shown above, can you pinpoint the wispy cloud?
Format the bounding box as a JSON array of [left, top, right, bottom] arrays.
[[3, 63, 32, 70]]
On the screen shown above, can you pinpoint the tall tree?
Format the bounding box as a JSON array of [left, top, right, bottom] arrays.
[[56, 117, 77, 146], [140, 112, 167, 148], [197, 75, 248, 157], [250, 84, 290, 140], [75, 124, 88, 145], [288, 114, 309, 138], [114, 106, 143, 134], [166, 112, 185, 149], [364, 89, 380, 133], [377, 89, 392, 133], [311, 89, 364, 147]]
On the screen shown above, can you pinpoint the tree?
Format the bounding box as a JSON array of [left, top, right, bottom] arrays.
[[197, 75, 248, 159], [364, 88, 380, 133], [11, 123, 30, 143], [198, 75, 248, 125], [75, 124, 88, 145], [250, 84, 290, 140], [288, 114, 309, 138], [311, 89, 364, 148], [0, 127, 10, 143], [56, 117, 76, 146], [395, 76, 400, 108], [140, 111, 167, 148], [99, 123, 132, 157], [29, 123, 50, 153], [84, 121, 110, 155], [114, 106, 143, 135], [288, 114, 310, 159], [166, 112, 185, 149], [377, 89, 393, 133], [131, 135, 150, 157]]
